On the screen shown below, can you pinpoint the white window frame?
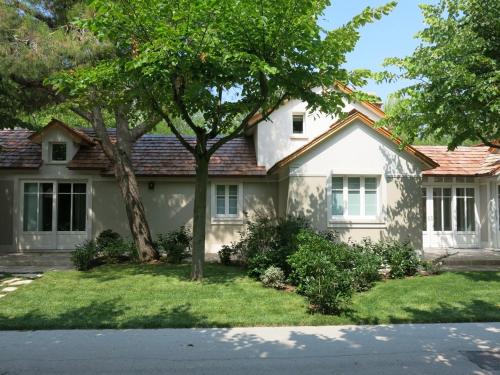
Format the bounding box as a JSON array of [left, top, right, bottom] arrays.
[[328, 175, 381, 223], [211, 182, 243, 224], [21, 180, 88, 234], [49, 142, 68, 163], [290, 112, 307, 138]]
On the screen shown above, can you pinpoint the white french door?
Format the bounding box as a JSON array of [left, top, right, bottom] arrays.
[[423, 185, 479, 248], [20, 181, 89, 250]]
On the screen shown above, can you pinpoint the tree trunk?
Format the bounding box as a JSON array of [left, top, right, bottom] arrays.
[[191, 154, 209, 280], [113, 148, 159, 262]]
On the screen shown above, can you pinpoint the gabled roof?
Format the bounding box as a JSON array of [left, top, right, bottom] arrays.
[[28, 118, 95, 146], [68, 129, 266, 177], [246, 83, 386, 131], [268, 110, 438, 174], [414, 146, 500, 176]]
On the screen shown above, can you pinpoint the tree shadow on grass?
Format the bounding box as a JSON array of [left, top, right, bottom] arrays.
[[74, 263, 246, 285], [343, 299, 500, 325], [454, 271, 500, 282], [0, 299, 229, 330]]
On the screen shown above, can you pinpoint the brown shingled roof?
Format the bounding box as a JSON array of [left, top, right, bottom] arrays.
[[0, 129, 41, 169], [69, 129, 266, 177], [413, 146, 500, 176]]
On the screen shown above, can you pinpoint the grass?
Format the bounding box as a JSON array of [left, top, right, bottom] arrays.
[[0, 264, 498, 330]]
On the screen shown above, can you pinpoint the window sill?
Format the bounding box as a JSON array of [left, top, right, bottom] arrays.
[[211, 216, 244, 225], [328, 220, 386, 229], [290, 135, 308, 140]]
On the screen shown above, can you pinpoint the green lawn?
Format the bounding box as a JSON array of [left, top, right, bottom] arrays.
[[0, 264, 498, 330]]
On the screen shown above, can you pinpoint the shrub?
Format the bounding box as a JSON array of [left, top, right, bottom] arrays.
[[365, 240, 420, 278], [237, 214, 310, 278], [260, 266, 286, 289], [218, 244, 236, 265], [71, 240, 98, 271], [157, 226, 192, 264], [96, 229, 122, 251], [288, 230, 358, 313], [349, 245, 383, 291]]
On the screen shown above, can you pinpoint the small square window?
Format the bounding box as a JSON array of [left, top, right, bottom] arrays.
[[51, 143, 67, 161], [292, 114, 304, 134]]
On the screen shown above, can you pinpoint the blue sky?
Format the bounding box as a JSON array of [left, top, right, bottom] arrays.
[[320, 0, 437, 102]]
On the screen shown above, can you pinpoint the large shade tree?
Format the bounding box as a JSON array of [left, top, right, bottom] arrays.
[[51, 0, 396, 279], [383, 0, 499, 148], [1, 1, 160, 261]]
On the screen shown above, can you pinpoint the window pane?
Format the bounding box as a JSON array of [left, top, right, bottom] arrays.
[[57, 192, 71, 231], [228, 185, 238, 197], [348, 177, 360, 190], [41, 183, 53, 193], [365, 191, 377, 216], [292, 114, 304, 134], [456, 187, 465, 197], [24, 183, 38, 194], [216, 196, 225, 215], [23, 194, 38, 231], [72, 193, 86, 231], [433, 188, 442, 231], [216, 185, 225, 196], [51, 143, 67, 161], [332, 191, 343, 216], [443, 196, 452, 231], [421, 188, 427, 231], [58, 183, 71, 194], [466, 188, 474, 197], [348, 191, 360, 215], [228, 196, 237, 215], [39, 193, 53, 231], [73, 183, 86, 194], [466, 196, 475, 231], [365, 177, 377, 190], [331, 177, 343, 190], [457, 197, 465, 231]]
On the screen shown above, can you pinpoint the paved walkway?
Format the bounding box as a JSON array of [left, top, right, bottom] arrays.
[[0, 323, 498, 374]]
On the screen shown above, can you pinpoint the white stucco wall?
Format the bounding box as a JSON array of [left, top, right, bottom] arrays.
[[290, 120, 423, 177], [255, 97, 382, 170]]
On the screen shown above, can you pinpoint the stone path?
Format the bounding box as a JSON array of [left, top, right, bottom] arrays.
[[0, 274, 42, 298]]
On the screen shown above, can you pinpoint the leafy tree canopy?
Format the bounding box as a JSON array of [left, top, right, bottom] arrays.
[[382, 0, 499, 149]]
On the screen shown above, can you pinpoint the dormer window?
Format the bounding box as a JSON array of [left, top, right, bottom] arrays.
[[51, 143, 67, 162], [292, 113, 304, 134]]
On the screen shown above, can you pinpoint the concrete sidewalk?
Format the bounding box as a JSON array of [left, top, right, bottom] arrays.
[[0, 323, 498, 374]]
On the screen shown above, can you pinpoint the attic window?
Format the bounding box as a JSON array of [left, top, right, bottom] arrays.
[[51, 143, 67, 162], [292, 114, 304, 134]]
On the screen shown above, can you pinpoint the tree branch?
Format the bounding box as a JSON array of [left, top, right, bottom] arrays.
[[208, 91, 288, 156], [130, 114, 162, 141], [90, 106, 115, 159], [477, 132, 500, 149], [170, 74, 204, 135]]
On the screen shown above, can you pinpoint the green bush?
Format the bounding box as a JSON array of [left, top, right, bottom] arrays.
[[96, 229, 122, 251], [363, 239, 419, 278], [71, 240, 98, 271], [349, 245, 383, 291], [237, 214, 309, 278], [260, 266, 286, 289], [157, 226, 192, 264], [218, 244, 236, 265], [288, 230, 356, 313]]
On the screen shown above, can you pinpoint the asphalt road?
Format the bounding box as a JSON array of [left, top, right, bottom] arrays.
[[0, 323, 499, 374]]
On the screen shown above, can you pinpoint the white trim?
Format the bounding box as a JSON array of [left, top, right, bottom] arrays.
[[328, 221, 386, 229]]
